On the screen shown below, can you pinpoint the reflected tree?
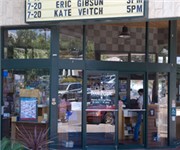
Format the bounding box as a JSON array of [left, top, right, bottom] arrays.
[[7, 35, 16, 59], [16, 30, 37, 59], [7, 29, 50, 59]]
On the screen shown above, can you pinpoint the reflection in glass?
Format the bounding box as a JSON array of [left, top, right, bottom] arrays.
[[59, 26, 83, 60], [177, 57, 180, 64], [86, 73, 116, 145], [130, 80, 143, 99], [4, 29, 51, 59], [118, 74, 144, 146], [101, 54, 128, 62], [148, 73, 168, 147], [131, 53, 145, 62], [57, 69, 82, 149], [119, 79, 127, 101], [86, 22, 146, 62], [148, 21, 169, 63], [86, 40, 95, 59], [149, 54, 157, 63], [2, 69, 50, 139]]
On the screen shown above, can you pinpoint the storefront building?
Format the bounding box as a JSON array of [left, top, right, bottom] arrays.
[[0, 0, 180, 149]]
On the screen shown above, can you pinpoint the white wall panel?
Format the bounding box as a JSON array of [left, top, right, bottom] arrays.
[[1, 0, 180, 26], [149, 0, 180, 19]]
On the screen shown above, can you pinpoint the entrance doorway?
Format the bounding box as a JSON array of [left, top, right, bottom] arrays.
[[118, 73, 145, 147], [86, 71, 117, 146], [51, 68, 151, 149], [56, 69, 83, 149], [85, 71, 145, 148]]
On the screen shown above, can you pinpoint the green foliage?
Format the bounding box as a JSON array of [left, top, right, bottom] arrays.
[[16, 125, 53, 150], [7, 29, 50, 59], [61, 77, 82, 83], [7, 29, 96, 59], [0, 137, 24, 150], [7, 36, 16, 47], [7, 29, 95, 59], [60, 34, 81, 51], [86, 40, 95, 59], [34, 34, 50, 50], [16, 30, 37, 49]]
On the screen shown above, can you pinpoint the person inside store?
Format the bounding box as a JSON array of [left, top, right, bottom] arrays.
[[133, 88, 144, 142], [58, 95, 71, 123]]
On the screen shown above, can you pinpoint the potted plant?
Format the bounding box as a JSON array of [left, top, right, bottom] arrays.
[[0, 137, 24, 150], [16, 125, 53, 150]]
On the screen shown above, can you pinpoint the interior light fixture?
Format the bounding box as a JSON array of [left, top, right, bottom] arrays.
[[119, 25, 130, 38]]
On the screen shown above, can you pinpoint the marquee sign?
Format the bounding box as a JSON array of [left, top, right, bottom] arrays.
[[25, 0, 144, 22]]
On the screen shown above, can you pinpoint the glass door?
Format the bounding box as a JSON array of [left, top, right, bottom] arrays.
[[147, 72, 168, 147], [52, 70, 146, 149], [118, 73, 145, 147], [56, 69, 83, 149], [86, 71, 118, 147]]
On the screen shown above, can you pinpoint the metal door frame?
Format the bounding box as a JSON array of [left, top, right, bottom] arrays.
[[117, 71, 147, 149], [84, 70, 119, 150]]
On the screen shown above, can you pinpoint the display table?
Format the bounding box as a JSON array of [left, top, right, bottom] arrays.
[[122, 109, 146, 143], [11, 121, 48, 140], [126, 109, 146, 112]]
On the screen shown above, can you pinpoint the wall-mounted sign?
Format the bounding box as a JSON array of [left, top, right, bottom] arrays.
[[25, 0, 144, 22]]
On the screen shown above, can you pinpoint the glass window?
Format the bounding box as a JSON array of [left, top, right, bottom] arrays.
[[57, 69, 82, 149], [69, 85, 74, 90], [176, 79, 180, 102], [131, 53, 145, 62], [2, 69, 50, 143], [101, 53, 129, 62], [149, 54, 157, 63], [176, 78, 180, 141], [177, 57, 180, 64], [86, 72, 116, 145], [59, 26, 83, 60], [118, 73, 145, 146], [148, 72, 168, 147], [130, 79, 143, 99], [4, 29, 51, 59], [177, 20, 180, 62], [148, 21, 169, 63], [86, 22, 146, 62]]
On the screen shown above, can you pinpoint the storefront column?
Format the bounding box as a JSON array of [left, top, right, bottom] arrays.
[[82, 25, 86, 149], [169, 20, 177, 146], [49, 26, 59, 138], [144, 22, 149, 148]]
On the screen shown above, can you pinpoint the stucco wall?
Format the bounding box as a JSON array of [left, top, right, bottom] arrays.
[[149, 0, 180, 19], [0, 0, 180, 26], [0, 0, 27, 26]]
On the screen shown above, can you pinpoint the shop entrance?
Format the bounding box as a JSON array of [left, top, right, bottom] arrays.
[[85, 71, 145, 148], [86, 71, 117, 147], [118, 73, 145, 147]]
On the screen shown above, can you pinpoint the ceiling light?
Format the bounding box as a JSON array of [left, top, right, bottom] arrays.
[[119, 25, 130, 38]]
